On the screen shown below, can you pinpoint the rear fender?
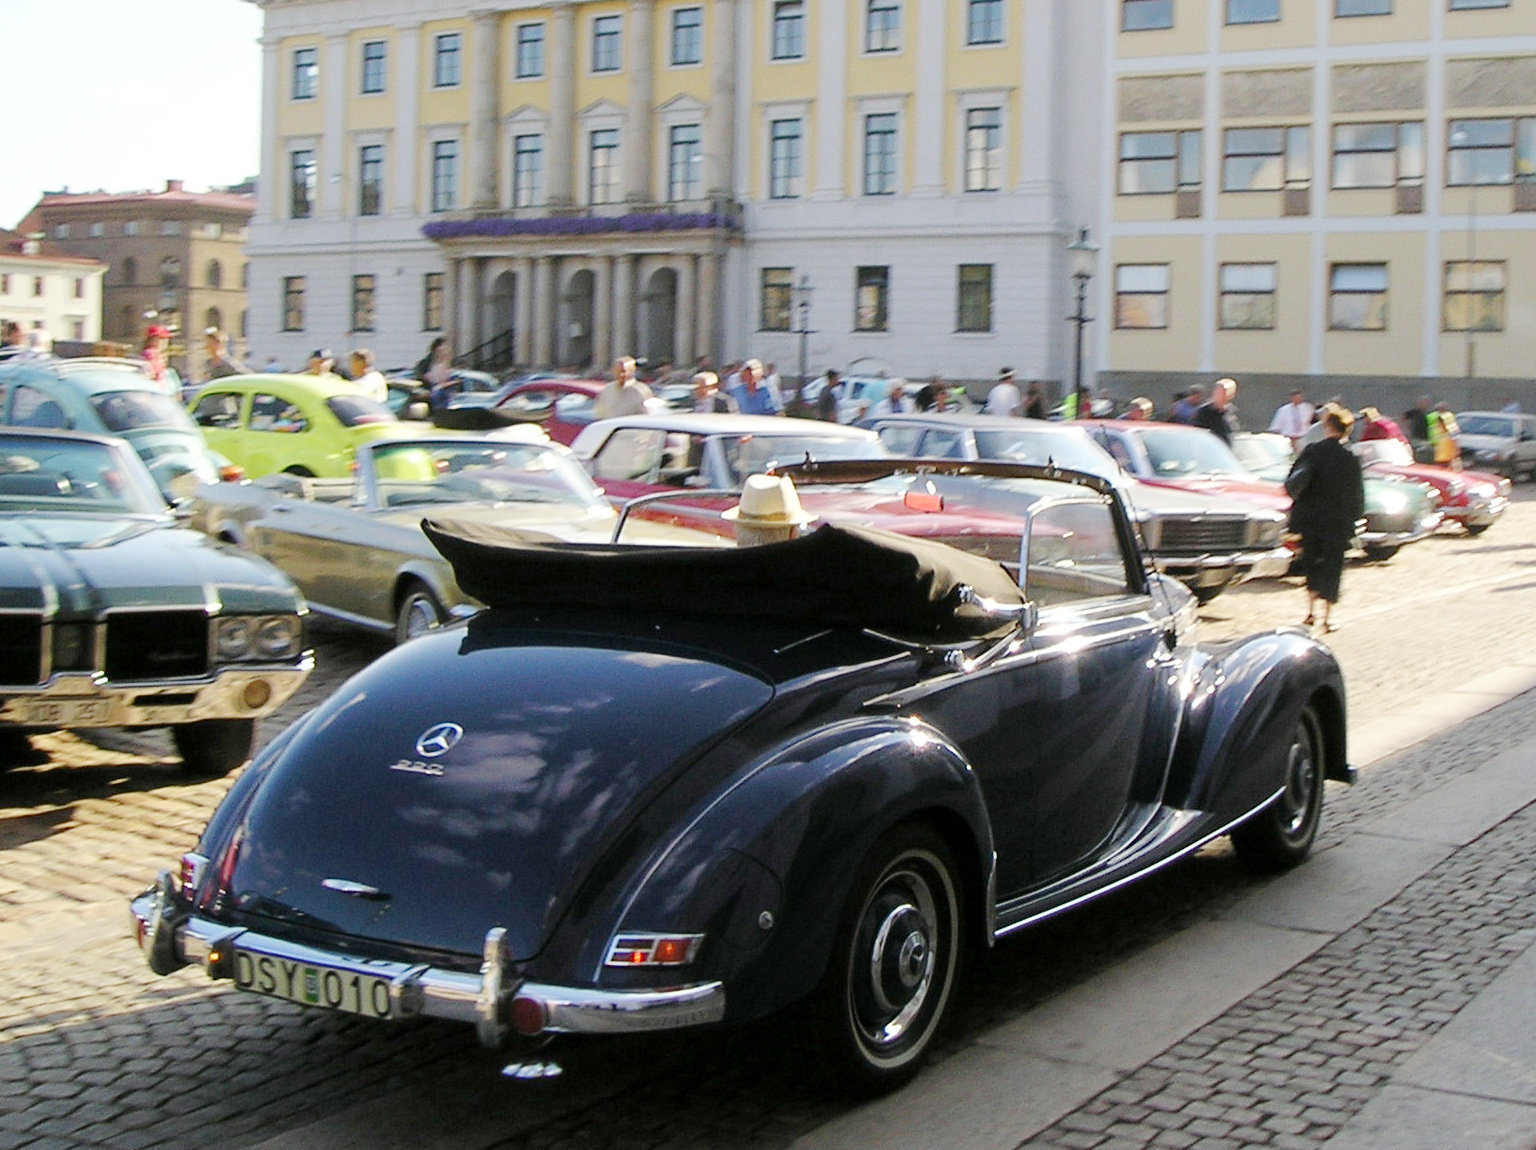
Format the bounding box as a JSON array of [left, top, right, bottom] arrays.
[[578, 717, 994, 1023], [1168, 630, 1347, 821]]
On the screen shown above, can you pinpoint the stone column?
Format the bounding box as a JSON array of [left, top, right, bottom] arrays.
[[676, 255, 697, 366], [625, 0, 656, 203], [256, 37, 282, 223], [515, 256, 536, 365], [910, 0, 945, 197], [456, 258, 480, 353], [533, 255, 556, 366], [393, 24, 423, 215], [547, 2, 578, 207], [470, 10, 504, 211], [705, 0, 736, 198], [612, 254, 636, 357], [593, 257, 613, 368], [322, 33, 348, 218], [812, 0, 846, 199], [694, 251, 718, 363]]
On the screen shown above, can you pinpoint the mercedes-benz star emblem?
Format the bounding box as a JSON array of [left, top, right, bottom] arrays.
[[415, 723, 464, 758]]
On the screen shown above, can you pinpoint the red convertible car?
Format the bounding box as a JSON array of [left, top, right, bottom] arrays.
[[1351, 437, 1508, 536]]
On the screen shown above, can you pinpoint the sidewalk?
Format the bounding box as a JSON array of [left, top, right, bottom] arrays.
[[780, 664, 1536, 1150]]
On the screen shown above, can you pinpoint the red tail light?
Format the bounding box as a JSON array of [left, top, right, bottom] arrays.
[[219, 463, 247, 483], [197, 829, 243, 913]]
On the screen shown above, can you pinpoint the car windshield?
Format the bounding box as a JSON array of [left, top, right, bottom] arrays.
[[326, 394, 397, 427], [1458, 415, 1516, 437], [368, 441, 606, 509], [1135, 428, 1250, 478], [972, 429, 1120, 479], [91, 390, 197, 433], [718, 433, 884, 485], [1231, 435, 1292, 471], [0, 434, 165, 515]]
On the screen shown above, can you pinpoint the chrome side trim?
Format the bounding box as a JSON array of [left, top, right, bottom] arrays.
[[992, 788, 1286, 940]]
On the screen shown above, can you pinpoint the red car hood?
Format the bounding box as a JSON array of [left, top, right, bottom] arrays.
[[1363, 461, 1503, 500], [1138, 475, 1291, 513]]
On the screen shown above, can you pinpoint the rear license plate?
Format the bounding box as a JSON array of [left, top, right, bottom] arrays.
[[233, 950, 393, 1019], [20, 698, 115, 726]]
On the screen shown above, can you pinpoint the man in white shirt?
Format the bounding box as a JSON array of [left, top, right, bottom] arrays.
[[594, 355, 654, 419], [985, 368, 1022, 417], [1268, 390, 1315, 451]]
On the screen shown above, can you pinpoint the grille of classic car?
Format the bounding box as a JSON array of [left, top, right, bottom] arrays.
[[1156, 517, 1249, 553], [0, 615, 44, 685], [104, 611, 210, 681]]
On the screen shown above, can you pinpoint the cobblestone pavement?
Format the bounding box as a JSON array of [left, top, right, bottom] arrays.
[[5, 493, 1536, 1148]]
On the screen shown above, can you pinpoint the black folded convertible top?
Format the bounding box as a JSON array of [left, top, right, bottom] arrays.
[[422, 518, 1026, 641]]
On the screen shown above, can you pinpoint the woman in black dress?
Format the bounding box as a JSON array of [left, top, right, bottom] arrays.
[[1285, 406, 1365, 632]]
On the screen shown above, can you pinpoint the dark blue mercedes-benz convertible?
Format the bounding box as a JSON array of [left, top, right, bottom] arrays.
[[132, 459, 1350, 1092]]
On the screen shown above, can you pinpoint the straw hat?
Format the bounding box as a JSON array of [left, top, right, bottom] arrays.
[[722, 474, 816, 528]]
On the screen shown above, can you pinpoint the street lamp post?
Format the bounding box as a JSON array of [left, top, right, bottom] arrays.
[[1065, 228, 1100, 409], [791, 275, 815, 394]]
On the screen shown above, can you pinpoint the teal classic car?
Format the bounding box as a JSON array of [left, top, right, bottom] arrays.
[[0, 428, 311, 774]]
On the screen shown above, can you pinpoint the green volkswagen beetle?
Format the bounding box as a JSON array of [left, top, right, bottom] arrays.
[[189, 374, 436, 478]]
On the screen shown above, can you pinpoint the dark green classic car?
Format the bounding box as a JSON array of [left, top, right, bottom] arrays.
[[0, 428, 311, 774]]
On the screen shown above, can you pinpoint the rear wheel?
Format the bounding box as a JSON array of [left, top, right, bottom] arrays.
[[395, 582, 444, 645], [172, 719, 256, 777], [1465, 522, 1491, 537], [811, 824, 963, 1094], [1361, 543, 1399, 562], [282, 465, 315, 477], [1231, 706, 1324, 872]]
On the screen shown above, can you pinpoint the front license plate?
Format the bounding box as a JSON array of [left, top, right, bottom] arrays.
[[233, 950, 393, 1019], [20, 698, 115, 726]]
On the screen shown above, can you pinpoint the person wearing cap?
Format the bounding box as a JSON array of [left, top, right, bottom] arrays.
[[723, 474, 817, 547], [348, 348, 388, 403], [306, 348, 341, 379], [691, 370, 736, 413], [1126, 396, 1154, 421], [140, 324, 182, 397], [985, 368, 1022, 417]]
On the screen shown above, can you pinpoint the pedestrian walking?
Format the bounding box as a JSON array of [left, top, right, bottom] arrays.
[[691, 370, 736, 413], [1267, 389, 1315, 453], [1169, 385, 1204, 424], [1023, 381, 1047, 420], [726, 359, 783, 415], [1194, 379, 1238, 443], [414, 337, 456, 411], [139, 324, 182, 398], [202, 328, 248, 382], [1429, 402, 1462, 469], [815, 369, 844, 421], [1285, 405, 1365, 633], [348, 349, 388, 403], [594, 354, 654, 418], [986, 368, 1022, 416]]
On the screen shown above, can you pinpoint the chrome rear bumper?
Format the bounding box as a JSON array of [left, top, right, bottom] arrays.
[[129, 877, 725, 1045]]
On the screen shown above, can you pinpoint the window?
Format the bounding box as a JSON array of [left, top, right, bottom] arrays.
[[866, 0, 900, 52], [957, 265, 993, 332], [123, 221, 139, 236], [516, 23, 545, 77], [863, 113, 898, 195], [159, 220, 181, 236], [1444, 261, 1505, 331], [88, 222, 104, 238], [1119, 130, 1202, 194], [1219, 263, 1276, 329], [1336, 0, 1389, 13], [292, 47, 318, 99], [772, 1, 804, 59], [207, 260, 223, 289], [1449, 0, 1508, 7], [1227, 0, 1280, 22], [590, 429, 665, 482], [206, 307, 222, 332], [431, 140, 458, 212], [513, 134, 543, 207], [359, 144, 385, 215], [671, 7, 702, 65], [250, 393, 308, 434], [760, 267, 793, 330], [241, 263, 249, 289], [352, 274, 376, 332], [1122, 0, 1173, 30], [592, 15, 622, 72], [1447, 118, 1535, 186], [668, 124, 702, 200], [198, 221, 222, 239], [855, 266, 890, 331], [160, 257, 180, 291], [361, 39, 387, 93], [282, 276, 306, 331], [433, 33, 462, 87], [965, 107, 1002, 192], [53, 224, 69, 239], [1329, 263, 1387, 330], [1027, 503, 1131, 606], [423, 272, 444, 330], [589, 129, 620, 203], [73, 277, 85, 299], [1222, 126, 1310, 191], [0, 274, 8, 293], [290, 149, 316, 218], [769, 118, 803, 199], [1114, 264, 1170, 329], [967, 0, 1003, 44], [1332, 122, 1423, 188], [70, 318, 85, 341], [120, 257, 136, 285]]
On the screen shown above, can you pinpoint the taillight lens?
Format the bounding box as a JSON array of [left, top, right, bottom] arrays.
[[179, 851, 209, 895], [604, 932, 704, 967]]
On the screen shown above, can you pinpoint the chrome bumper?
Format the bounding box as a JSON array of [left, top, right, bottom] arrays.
[[1452, 494, 1508, 527], [0, 659, 311, 729], [1359, 511, 1444, 550], [1156, 545, 1292, 587], [129, 878, 726, 1046]]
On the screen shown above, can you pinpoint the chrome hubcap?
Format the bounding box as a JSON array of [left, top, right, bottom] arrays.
[[1281, 730, 1317, 836], [853, 866, 939, 1050]]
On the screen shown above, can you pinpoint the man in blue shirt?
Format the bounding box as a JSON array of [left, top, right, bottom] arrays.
[[727, 359, 783, 415]]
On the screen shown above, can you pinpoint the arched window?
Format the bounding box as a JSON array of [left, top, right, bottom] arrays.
[[120, 256, 137, 286], [206, 307, 223, 332], [160, 256, 181, 290], [207, 260, 223, 289]]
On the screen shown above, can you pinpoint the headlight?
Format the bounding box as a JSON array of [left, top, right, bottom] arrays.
[[216, 617, 252, 660], [255, 615, 303, 659], [1373, 490, 1409, 515]]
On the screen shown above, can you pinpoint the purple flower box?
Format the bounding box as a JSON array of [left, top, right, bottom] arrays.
[[422, 212, 739, 240]]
